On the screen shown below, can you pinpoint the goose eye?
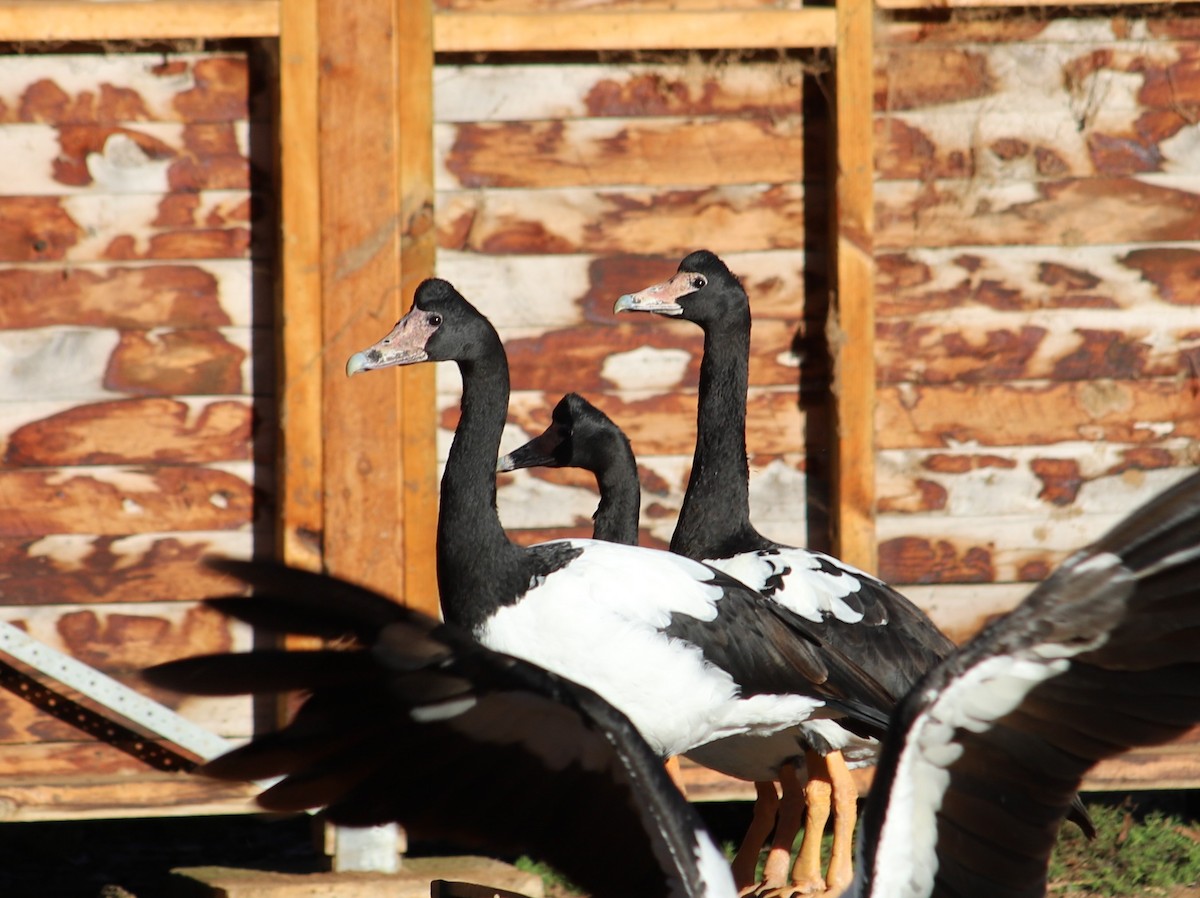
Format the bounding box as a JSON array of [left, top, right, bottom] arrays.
[[429, 314, 443, 326], [691, 275, 707, 289]]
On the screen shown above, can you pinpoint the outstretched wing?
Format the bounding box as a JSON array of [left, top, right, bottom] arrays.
[[145, 559, 735, 898], [857, 471, 1200, 898]]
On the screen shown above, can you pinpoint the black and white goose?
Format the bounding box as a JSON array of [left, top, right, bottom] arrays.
[[614, 251, 962, 892], [146, 467, 1200, 898], [144, 557, 737, 898], [342, 279, 892, 779], [497, 392, 640, 547]]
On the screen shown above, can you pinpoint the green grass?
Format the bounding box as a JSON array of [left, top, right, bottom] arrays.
[[514, 855, 584, 897], [1049, 802, 1200, 896], [517, 801, 1200, 898]]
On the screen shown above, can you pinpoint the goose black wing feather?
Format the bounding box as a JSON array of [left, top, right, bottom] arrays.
[[145, 560, 733, 898], [857, 471, 1200, 898]]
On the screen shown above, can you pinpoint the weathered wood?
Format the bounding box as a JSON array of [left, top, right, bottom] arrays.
[[0, 123, 257, 195], [0, 193, 254, 263], [876, 379, 1200, 451], [438, 184, 815, 256], [0, 531, 252, 606], [435, 60, 822, 124], [0, 773, 259, 821], [876, 314, 1199, 386], [499, 320, 806, 395], [1, 398, 257, 468], [876, 176, 1200, 249], [278, 0, 324, 574], [831, 0, 878, 573], [877, 473, 1195, 585], [434, 9, 837, 53], [0, 465, 257, 536], [878, 443, 1197, 518], [318, 0, 439, 609], [879, 0, 1175, 10], [438, 249, 818, 330], [0, 1, 279, 41], [0, 600, 247, 684], [437, 116, 814, 191], [0, 328, 259, 400], [877, 245, 1200, 320], [0, 54, 261, 125], [0, 261, 262, 329], [397, 0, 440, 616]]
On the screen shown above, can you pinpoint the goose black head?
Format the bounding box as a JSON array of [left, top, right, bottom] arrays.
[[347, 278, 500, 375], [614, 250, 748, 330], [498, 392, 629, 476]]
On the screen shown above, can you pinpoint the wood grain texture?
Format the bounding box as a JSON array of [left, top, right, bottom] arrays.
[[438, 183, 815, 256], [434, 9, 836, 52], [832, 0, 878, 573], [278, 0, 324, 573], [0, 0, 279, 41]]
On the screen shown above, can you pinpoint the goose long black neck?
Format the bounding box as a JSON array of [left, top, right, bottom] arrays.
[[592, 440, 641, 546], [436, 350, 530, 631], [670, 312, 769, 560]]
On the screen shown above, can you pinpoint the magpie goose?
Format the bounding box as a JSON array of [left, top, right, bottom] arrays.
[[143, 557, 738, 898], [615, 251, 965, 892], [499, 390, 827, 884], [343, 278, 892, 771], [497, 392, 640, 547], [145, 467, 1200, 898]]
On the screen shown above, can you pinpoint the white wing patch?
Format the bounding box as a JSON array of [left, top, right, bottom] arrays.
[[479, 539, 825, 757], [707, 548, 869, 624], [866, 651, 1072, 898]]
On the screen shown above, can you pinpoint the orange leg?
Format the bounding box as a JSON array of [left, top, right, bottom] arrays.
[[664, 756, 687, 795], [820, 752, 858, 895], [731, 781, 780, 892], [787, 751, 832, 894], [759, 763, 806, 890]]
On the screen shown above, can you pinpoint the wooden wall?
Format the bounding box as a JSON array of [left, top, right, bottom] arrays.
[[434, 54, 832, 553], [873, 10, 1200, 641], [0, 49, 268, 813]]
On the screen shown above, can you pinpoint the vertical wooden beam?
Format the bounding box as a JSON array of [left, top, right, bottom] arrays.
[[396, 0, 440, 615], [315, 0, 438, 611], [831, 0, 878, 573], [278, 0, 323, 574]]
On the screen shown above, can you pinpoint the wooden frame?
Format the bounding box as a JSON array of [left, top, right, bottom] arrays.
[[0, 0, 876, 816]]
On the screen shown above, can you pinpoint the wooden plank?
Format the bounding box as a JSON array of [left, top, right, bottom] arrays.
[[879, 0, 1174, 9], [0, 193, 253, 264], [0, 0, 279, 41], [437, 249, 818, 331], [876, 175, 1200, 250], [0, 53, 262, 125], [397, 0, 440, 617], [831, 0, 878, 573], [0, 261, 263, 329], [436, 116, 814, 190], [878, 443, 1197, 518], [0, 531, 251, 606], [876, 312, 1199, 386], [0, 773, 259, 821], [0, 122, 257, 196], [437, 184, 814, 256], [434, 60, 821, 124], [0, 398, 256, 468], [318, 0, 403, 596], [876, 378, 1200, 451], [876, 245, 1200, 321], [0, 464, 257, 536], [434, 9, 837, 53], [0, 327, 259, 401], [498, 319, 805, 395], [278, 0, 324, 573]]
